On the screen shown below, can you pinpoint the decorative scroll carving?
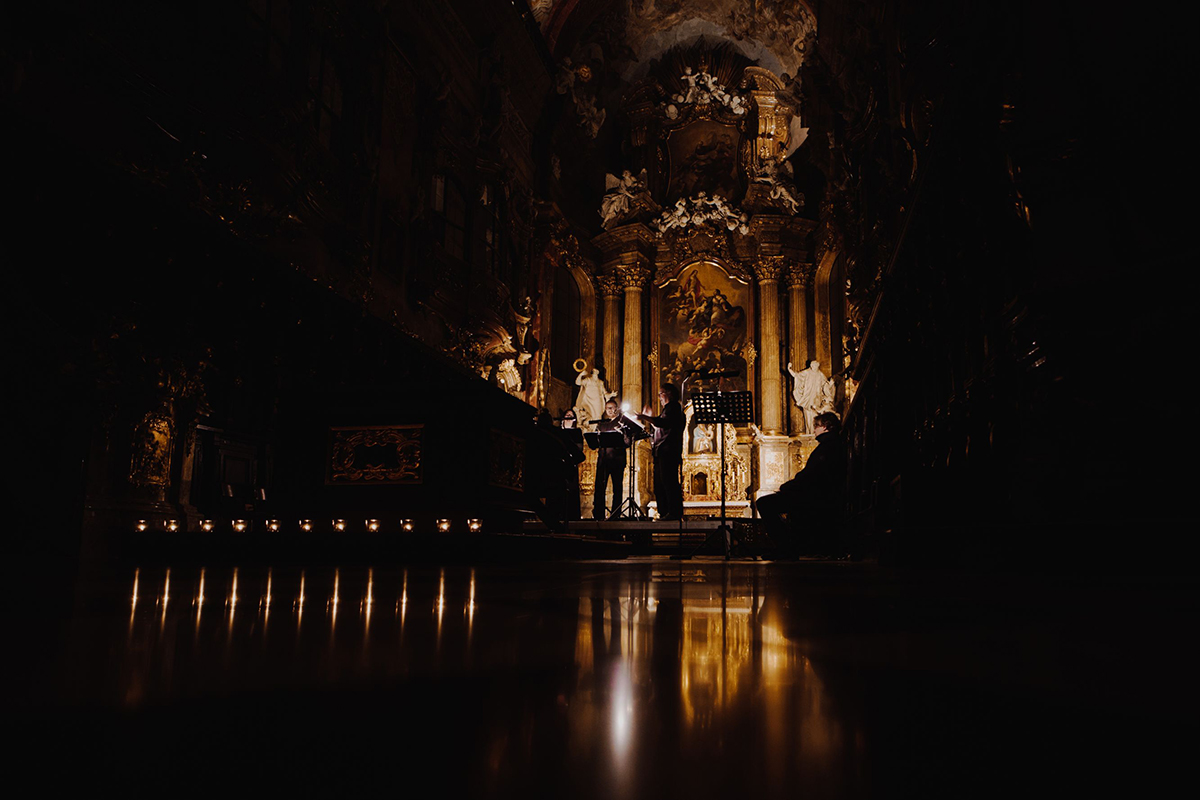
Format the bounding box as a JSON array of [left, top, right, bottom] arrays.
[[327, 425, 423, 485], [488, 429, 525, 491]]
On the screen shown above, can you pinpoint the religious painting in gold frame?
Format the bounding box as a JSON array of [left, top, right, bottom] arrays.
[[658, 260, 751, 393], [666, 119, 743, 202]]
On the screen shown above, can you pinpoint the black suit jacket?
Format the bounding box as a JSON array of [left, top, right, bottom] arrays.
[[645, 400, 684, 461], [779, 431, 846, 509]]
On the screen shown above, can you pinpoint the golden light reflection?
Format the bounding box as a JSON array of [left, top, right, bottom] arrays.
[[264, 568, 272, 629], [436, 568, 445, 650], [160, 568, 170, 629], [228, 567, 238, 630], [330, 568, 340, 632], [467, 568, 476, 630], [398, 570, 408, 641], [363, 568, 374, 641], [611, 660, 634, 760], [129, 568, 140, 636], [297, 570, 306, 630], [195, 568, 206, 628]]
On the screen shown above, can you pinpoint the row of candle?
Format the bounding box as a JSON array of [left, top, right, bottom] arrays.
[[134, 518, 484, 533]]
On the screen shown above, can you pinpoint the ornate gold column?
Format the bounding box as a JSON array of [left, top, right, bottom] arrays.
[[755, 258, 791, 497], [618, 264, 650, 410], [786, 263, 812, 435], [598, 274, 623, 393], [757, 260, 784, 434], [814, 249, 837, 378]]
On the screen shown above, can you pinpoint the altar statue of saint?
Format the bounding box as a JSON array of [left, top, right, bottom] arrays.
[[788, 360, 836, 433], [575, 368, 616, 427], [599, 169, 646, 229]]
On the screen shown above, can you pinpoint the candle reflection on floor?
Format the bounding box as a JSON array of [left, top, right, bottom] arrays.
[[98, 563, 869, 796]]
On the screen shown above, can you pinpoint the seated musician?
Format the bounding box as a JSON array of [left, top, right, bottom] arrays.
[[755, 411, 847, 557]]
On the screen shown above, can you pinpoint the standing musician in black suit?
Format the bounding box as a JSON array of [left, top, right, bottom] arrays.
[[593, 399, 632, 519], [638, 383, 685, 520]]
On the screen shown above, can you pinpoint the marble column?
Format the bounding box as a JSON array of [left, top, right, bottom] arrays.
[[756, 260, 785, 435], [598, 274, 623, 395], [786, 263, 812, 435], [618, 265, 650, 411]]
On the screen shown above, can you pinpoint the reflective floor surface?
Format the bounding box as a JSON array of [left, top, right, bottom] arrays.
[[12, 559, 1196, 795]]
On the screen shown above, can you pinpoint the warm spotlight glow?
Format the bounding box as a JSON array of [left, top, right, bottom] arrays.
[[136, 519, 147, 532], [267, 519, 280, 532], [401, 519, 414, 532], [166, 519, 178, 532], [300, 519, 313, 532], [232, 519, 247, 532], [437, 518, 451, 532], [333, 519, 346, 531], [366, 519, 380, 532], [468, 518, 482, 532], [201, 519, 214, 532]]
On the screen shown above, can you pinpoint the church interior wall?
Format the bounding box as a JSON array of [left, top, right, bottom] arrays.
[[5, 0, 1188, 562]]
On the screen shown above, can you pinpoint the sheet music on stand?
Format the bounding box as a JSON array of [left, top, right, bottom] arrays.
[[691, 391, 754, 427]]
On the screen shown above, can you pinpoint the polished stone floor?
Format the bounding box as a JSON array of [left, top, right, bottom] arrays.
[[12, 558, 1195, 795]]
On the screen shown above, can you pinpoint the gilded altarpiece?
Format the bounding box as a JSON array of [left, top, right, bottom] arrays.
[[653, 260, 755, 515]]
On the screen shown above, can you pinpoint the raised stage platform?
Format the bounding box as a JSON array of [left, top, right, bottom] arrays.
[[523, 518, 763, 556]]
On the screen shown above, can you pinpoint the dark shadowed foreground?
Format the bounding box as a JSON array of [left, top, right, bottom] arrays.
[[12, 558, 1193, 796]]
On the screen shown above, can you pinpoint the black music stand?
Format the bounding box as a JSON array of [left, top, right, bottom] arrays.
[[680, 390, 753, 559], [614, 416, 650, 519]]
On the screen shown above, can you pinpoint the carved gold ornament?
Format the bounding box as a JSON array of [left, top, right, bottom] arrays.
[[327, 425, 422, 485]]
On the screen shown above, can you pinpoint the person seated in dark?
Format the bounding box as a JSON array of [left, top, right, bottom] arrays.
[[637, 383, 685, 520], [529, 408, 575, 531], [594, 399, 633, 519], [756, 411, 847, 557], [557, 409, 585, 519]]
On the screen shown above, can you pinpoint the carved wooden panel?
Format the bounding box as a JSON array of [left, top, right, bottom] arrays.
[[326, 425, 423, 485], [488, 429, 525, 492]]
